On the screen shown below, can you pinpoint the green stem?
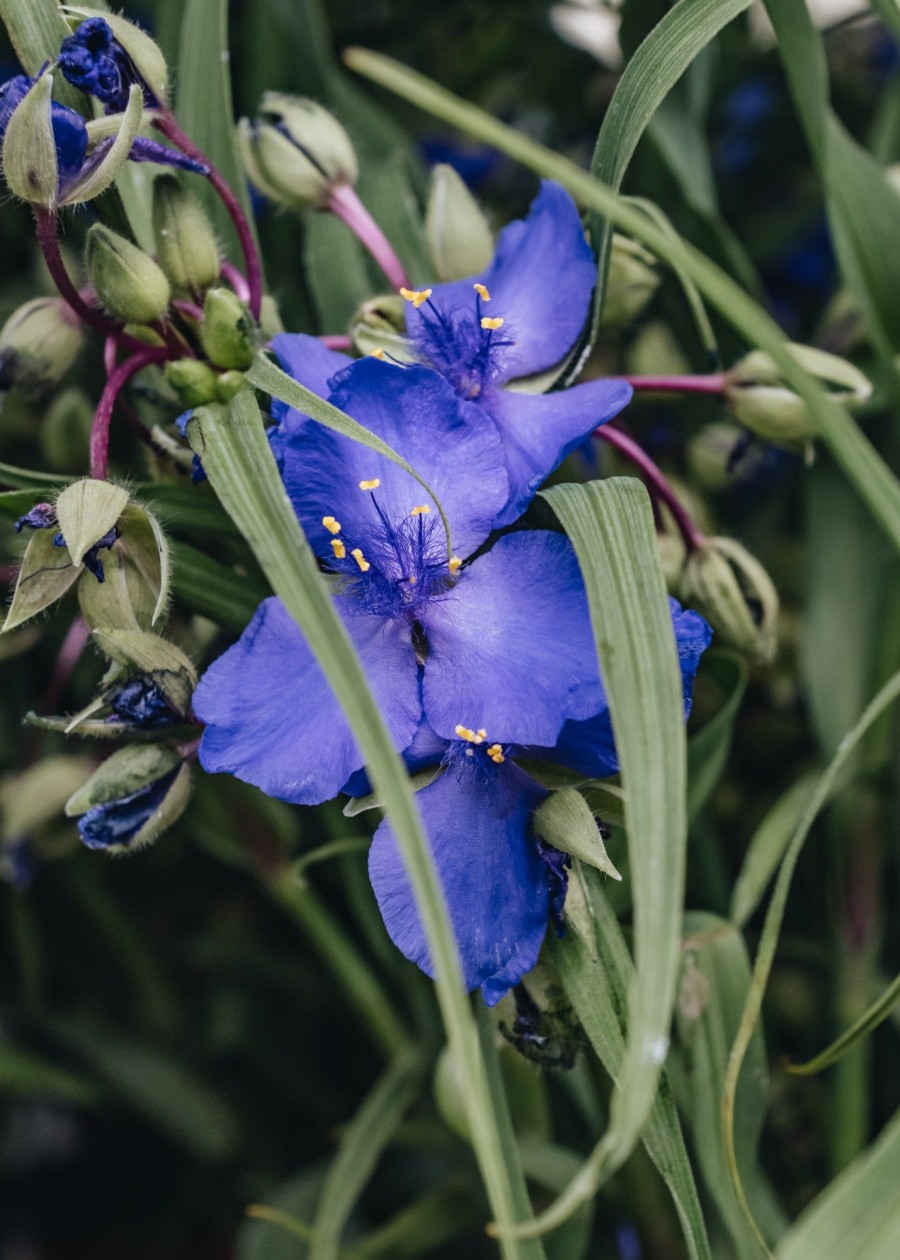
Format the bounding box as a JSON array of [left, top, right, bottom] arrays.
[[343, 49, 900, 556]]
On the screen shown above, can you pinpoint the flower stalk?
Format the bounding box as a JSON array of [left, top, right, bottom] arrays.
[[595, 425, 707, 551], [90, 346, 170, 480], [622, 373, 727, 395], [326, 182, 411, 291]]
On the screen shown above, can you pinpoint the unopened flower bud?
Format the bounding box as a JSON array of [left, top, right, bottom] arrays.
[[85, 225, 171, 325], [215, 370, 246, 402], [0, 297, 83, 401], [59, 13, 169, 111], [425, 164, 494, 282], [165, 358, 218, 408], [350, 294, 413, 360], [725, 343, 872, 446], [238, 93, 357, 211], [65, 743, 190, 854], [200, 287, 257, 370], [599, 235, 660, 330], [681, 536, 779, 662], [152, 173, 220, 294]]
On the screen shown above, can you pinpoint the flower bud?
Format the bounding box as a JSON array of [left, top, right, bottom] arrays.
[[238, 94, 357, 211], [152, 174, 220, 294], [599, 235, 660, 330], [85, 225, 171, 325], [60, 13, 169, 110], [725, 343, 872, 446], [0, 297, 83, 401], [200, 287, 257, 370], [681, 536, 779, 662], [165, 358, 219, 408], [425, 164, 494, 282], [1, 73, 65, 207], [65, 743, 190, 854], [349, 294, 414, 360]]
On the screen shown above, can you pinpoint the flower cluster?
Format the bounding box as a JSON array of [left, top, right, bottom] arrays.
[[194, 182, 712, 1003]]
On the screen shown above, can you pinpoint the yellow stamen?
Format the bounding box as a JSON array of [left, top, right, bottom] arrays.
[[322, 515, 341, 535], [408, 575, 417, 585], [448, 555, 462, 574], [351, 548, 371, 572], [481, 316, 504, 331], [369, 347, 386, 360], [476, 728, 487, 740], [454, 724, 476, 742], [487, 744, 505, 764], [399, 287, 432, 308], [359, 478, 381, 491], [410, 505, 431, 516], [331, 538, 346, 560], [473, 283, 491, 301]]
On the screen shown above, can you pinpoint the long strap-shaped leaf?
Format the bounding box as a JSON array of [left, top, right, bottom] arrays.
[[586, 0, 753, 344], [343, 49, 900, 555], [722, 666, 900, 1253], [787, 969, 900, 1078], [493, 478, 687, 1241], [186, 391, 545, 1260], [549, 866, 713, 1260]]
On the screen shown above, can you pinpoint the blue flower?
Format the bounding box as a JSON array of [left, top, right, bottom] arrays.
[[364, 598, 711, 1004], [271, 181, 632, 527], [194, 357, 607, 804], [107, 677, 181, 730], [59, 17, 152, 112], [77, 767, 180, 852]]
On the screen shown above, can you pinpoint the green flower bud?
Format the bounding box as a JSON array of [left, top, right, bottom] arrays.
[[349, 294, 414, 361], [425, 164, 494, 282], [85, 225, 171, 325], [0, 297, 83, 401], [151, 174, 220, 294], [200, 288, 258, 370], [681, 536, 779, 662], [657, 531, 687, 593], [686, 422, 747, 493], [725, 343, 872, 446], [238, 94, 357, 211], [165, 358, 219, 408], [215, 371, 246, 402], [599, 234, 660, 330], [65, 743, 190, 855]]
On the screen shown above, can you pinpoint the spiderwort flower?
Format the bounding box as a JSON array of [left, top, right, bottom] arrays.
[[193, 357, 609, 803], [58, 16, 167, 112]]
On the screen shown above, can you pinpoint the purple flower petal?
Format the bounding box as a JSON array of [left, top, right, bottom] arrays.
[[368, 759, 548, 1003], [487, 377, 632, 526], [421, 530, 602, 746], [270, 333, 353, 428], [194, 595, 422, 805]]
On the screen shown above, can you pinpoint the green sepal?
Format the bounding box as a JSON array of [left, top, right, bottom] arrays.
[[2, 528, 80, 633], [92, 627, 195, 713], [200, 288, 258, 370], [532, 786, 622, 881], [165, 359, 219, 408], [55, 478, 129, 568], [681, 537, 779, 664], [342, 767, 442, 817], [1, 70, 57, 206], [62, 84, 144, 206], [118, 503, 170, 626], [65, 743, 182, 817], [152, 173, 220, 293], [425, 163, 494, 281]]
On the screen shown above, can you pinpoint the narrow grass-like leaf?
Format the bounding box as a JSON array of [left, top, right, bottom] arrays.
[[548, 865, 712, 1260], [687, 652, 748, 822], [496, 477, 688, 1240], [723, 667, 900, 1251], [342, 1183, 477, 1259], [0, 462, 69, 492], [0, 1041, 99, 1106], [730, 772, 822, 930], [246, 353, 454, 554], [343, 50, 900, 554], [304, 215, 373, 331], [788, 970, 900, 1077], [772, 1107, 900, 1260], [187, 391, 545, 1258], [309, 1050, 424, 1260], [168, 541, 265, 631]]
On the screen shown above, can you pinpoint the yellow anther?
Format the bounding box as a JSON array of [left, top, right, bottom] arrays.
[[322, 515, 342, 535], [331, 538, 346, 560], [399, 287, 432, 308], [487, 744, 505, 764], [369, 347, 386, 360], [473, 283, 491, 301], [351, 548, 371, 572], [359, 478, 381, 491], [448, 555, 462, 574], [454, 724, 476, 743], [476, 728, 487, 740], [408, 575, 418, 585], [481, 316, 504, 331], [410, 505, 431, 516]]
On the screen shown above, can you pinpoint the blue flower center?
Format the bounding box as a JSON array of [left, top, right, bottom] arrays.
[[406, 285, 515, 399]]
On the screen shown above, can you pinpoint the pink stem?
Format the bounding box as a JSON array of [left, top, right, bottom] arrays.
[[104, 335, 118, 377], [1, 564, 18, 586], [595, 425, 707, 552], [33, 207, 120, 336], [90, 347, 171, 480], [623, 373, 728, 395], [40, 616, 91, 715], [173, 298, 204, 322], [220, 260, 251, 304], [153, 112, 263, 320], [326, 183, 410, 291], [320, 334, 353, 351]]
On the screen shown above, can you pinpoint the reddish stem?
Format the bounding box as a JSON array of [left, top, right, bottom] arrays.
[[320, 334, 353, 351], [220, 259, 251, 304], [326, 183, 410, 291], [595, 425, 707, 551], [33, 206, 122, 337], [90, 346, 170, 480], [153, 112, 263, 320], [623, 373, 728, 395]]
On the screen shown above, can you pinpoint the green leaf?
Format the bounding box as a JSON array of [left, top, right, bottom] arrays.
[[342, 50, 900, 556], [730, 772, 822, 930], [0, 461, 68, 493], [687, 651, 749, 822], [548, 866, 712, 1260], [503, 477, 688, 1240], [3, 527, 80, 632], [304, 213, 374, 330], [533, 787, 622, 880], [787, 969, 900, 1077], [117, 503, 171, 626], [0, 1041, 99, 1107], [187, 391, 546, 1257], [308, 1050, 424, 1260], [772, 1108, 900, 1260], [168, 539, 266, 631]]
